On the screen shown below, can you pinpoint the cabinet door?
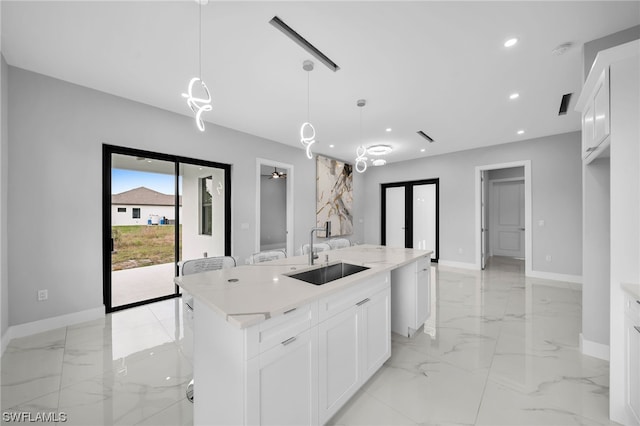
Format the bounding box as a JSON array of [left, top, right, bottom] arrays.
[[582, 103, 596, 159], [593, 68, 610, 147], [626, 315, 640, 423], [318, 305, 360, 424], [416, 261, 430, 326], [360, 287, 391, 382], [247, 327, 319, 426]]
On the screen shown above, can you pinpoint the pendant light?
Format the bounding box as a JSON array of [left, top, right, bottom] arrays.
[[355, 99, 368, 173], [182, 0, 212, 132], [300, 60, 316, 159]]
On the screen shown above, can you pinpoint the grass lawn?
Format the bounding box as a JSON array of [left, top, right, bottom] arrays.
[[111, 225, 181, 271]]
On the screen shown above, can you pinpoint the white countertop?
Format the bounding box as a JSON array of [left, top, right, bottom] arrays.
[[175, 245, 432, 328], [621, 282, 640, 301]]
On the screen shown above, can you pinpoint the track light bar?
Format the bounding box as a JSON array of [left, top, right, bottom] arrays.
[[269, 16, 340, 72]]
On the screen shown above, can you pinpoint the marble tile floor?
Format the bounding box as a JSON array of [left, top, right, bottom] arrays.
[[1, 256, 617, 426]]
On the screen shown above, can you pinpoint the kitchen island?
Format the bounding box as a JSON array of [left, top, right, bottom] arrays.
[[175, 244, 432, 426]]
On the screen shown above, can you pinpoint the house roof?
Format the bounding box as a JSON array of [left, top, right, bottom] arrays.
[[112, 187, 182, 206]]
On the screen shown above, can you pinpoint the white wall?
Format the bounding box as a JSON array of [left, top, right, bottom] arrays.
[[181, 166, 226, 261], [363, 132, 583, 277], [583, 25, 640, 80], [110, 205, 178, 226], [5, 66, 365, 327]]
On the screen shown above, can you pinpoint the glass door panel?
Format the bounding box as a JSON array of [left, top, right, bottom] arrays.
[[412, 184, 436, 259], [178, 163, 227, 265], [110, 153, 177, 309]]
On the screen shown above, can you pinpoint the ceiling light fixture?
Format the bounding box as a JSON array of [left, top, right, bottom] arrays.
[[329, 144, 335, 148], [300, 60, 316, 160], [386, 128, 392, 132], [366, 144, 393, 156], [504, 38, 518, 47], [517, 130, 525, 135], [420, 148, 426, 152], [182, 0, 212, 132], [509, 93, 520, 100], [372, 159, 387, 167], [269, 16, 340, 72], [270, 167, 287, 179], [355, 99, 368, 173]]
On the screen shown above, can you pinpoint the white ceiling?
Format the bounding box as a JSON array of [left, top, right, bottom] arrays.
[[2, 1, 639, 164]]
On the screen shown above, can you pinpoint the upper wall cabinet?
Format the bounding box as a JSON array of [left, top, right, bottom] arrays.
[[578, 67, 611, 163]]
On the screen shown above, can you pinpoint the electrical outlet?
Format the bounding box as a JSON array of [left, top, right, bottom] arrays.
[[37, 289, 48, 301], [545, 255, 552, 262]]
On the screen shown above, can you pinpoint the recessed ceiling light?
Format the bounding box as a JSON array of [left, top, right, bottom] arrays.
[[385, 128, 392, 132], [420, 148, 426, 152], [504, 38, 518, 48], [147, 160, 152, 163], [517, 130, 525, 135], [329, 144, 334, 148], [509, 93, 520, 100], [367, 144, 393, 156]]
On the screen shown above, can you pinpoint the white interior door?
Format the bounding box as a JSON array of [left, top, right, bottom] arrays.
[[412, 184, 436, 259], [490, 180, 525, 258], [385, 187, 405, 248]]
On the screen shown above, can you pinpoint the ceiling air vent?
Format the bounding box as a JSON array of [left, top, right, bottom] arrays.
[[558, 93, 572, 115], [417, 131, 435, 143], [269, 16, 340, 72]]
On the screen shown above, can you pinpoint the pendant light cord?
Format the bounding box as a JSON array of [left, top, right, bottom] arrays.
[[307, 71, 310, 122], [198, 1, 202, 79]]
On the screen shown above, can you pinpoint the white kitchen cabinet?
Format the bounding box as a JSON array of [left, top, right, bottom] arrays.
[[318, 282, 391, 425], [624, 291, 640, 424], [580, 68, 610, 163], [247, 327, 319, 426], [391, 256, 430, 337]]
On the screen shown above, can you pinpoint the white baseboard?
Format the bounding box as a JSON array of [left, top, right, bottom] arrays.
[[527, 270, 583, 285], [580, 333, 610, 361], [437, 260, 478, 270], [1, 306, 104, 357]]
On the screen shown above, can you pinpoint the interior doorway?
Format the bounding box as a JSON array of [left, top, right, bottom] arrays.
[[103, 145, 231, 313], [255, 158, 294, 256], [476, 161, 531, 274]]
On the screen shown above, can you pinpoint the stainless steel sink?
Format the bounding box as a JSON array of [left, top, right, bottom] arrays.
[[287, 262, 369, 285]]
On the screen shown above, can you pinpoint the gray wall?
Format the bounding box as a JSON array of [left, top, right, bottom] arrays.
[[583, 25, 640, 79], [363, 132, 583, 276], [6, 66, 365, 327], [582, 157, 610, 346], [1, 55, 8, 340], [260, 176, 286, 249]]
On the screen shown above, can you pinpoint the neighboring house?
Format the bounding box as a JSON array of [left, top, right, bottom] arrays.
[[111, 186, 182, 226]]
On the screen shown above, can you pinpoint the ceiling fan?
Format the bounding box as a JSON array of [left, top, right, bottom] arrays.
[[269, 167, 287, 179]]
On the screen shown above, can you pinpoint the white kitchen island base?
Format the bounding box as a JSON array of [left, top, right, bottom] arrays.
[[176, 245, 431, 426]]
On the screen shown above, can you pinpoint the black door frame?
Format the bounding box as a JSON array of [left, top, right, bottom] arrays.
[[381, 178, 439, 261], [103, 144, 232, 313]]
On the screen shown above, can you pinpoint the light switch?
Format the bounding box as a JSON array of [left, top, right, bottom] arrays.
[[538, 220, 545, 227]]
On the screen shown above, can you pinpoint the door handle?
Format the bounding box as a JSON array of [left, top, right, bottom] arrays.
[[281, 336, 297, 346], [356, 298, 370, 306]]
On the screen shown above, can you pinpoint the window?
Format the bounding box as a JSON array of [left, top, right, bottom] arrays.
[[200, 176, 213, 235], [132, 208, 141, 219], [117, 207, 126, 213]]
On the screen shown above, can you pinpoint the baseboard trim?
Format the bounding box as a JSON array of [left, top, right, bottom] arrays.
[[527, 270, 582, 285], [437, 260, 478, 270], [1, 306, 105, 357], [580, 333, 610, 361]]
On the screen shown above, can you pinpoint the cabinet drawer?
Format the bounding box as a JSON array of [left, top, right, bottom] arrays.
[[318, 272, 390, 322], [247, 302, 318, 358], [624, 292, 640, 323], [416, 257, 430, 275]]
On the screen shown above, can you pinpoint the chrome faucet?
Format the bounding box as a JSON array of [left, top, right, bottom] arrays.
[[309, 222, 331, 265]]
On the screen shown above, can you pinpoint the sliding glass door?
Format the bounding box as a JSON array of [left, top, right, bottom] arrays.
[[103, 145, 231, 312]]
